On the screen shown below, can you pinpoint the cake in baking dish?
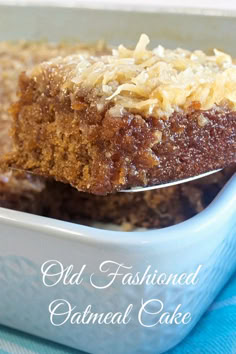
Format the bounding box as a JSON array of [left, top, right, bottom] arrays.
[[0, 39, 235, 230], [0, 38, 200, 226], [6, 34, 236, 195]]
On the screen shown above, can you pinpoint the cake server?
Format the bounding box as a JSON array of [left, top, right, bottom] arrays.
[[121, 168, 222, 192]]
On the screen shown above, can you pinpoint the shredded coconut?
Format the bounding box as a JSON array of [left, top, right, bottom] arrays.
[[40, 34, 236, 118]]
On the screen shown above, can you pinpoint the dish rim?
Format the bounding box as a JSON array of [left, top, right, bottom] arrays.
[[1, 2, 236, 18]]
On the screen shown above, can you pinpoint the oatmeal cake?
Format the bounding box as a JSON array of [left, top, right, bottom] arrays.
[[0, 40, 108, 212], [44, 166, 235, 230], [6, 34, 236, 195]]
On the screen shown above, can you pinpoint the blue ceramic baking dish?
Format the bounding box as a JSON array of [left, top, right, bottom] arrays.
[[0, 4, 235, 354]]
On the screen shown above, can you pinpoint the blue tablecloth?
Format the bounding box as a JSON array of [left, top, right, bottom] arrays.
[[0, 272, 235, 354]]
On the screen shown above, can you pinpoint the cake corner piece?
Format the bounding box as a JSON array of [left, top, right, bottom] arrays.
[[6, 35, 236, 195]]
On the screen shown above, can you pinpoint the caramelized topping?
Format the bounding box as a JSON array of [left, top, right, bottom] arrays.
[[34, 34, 236, 118]]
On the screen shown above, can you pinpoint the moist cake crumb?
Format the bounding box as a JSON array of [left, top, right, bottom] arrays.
[[0, 40, 109, 211]]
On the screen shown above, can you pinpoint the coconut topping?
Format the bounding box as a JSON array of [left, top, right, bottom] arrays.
[[37, 34, 236, 118]]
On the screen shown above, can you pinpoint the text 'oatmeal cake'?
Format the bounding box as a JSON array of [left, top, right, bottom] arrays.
[[6, 34, 236, 195]]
